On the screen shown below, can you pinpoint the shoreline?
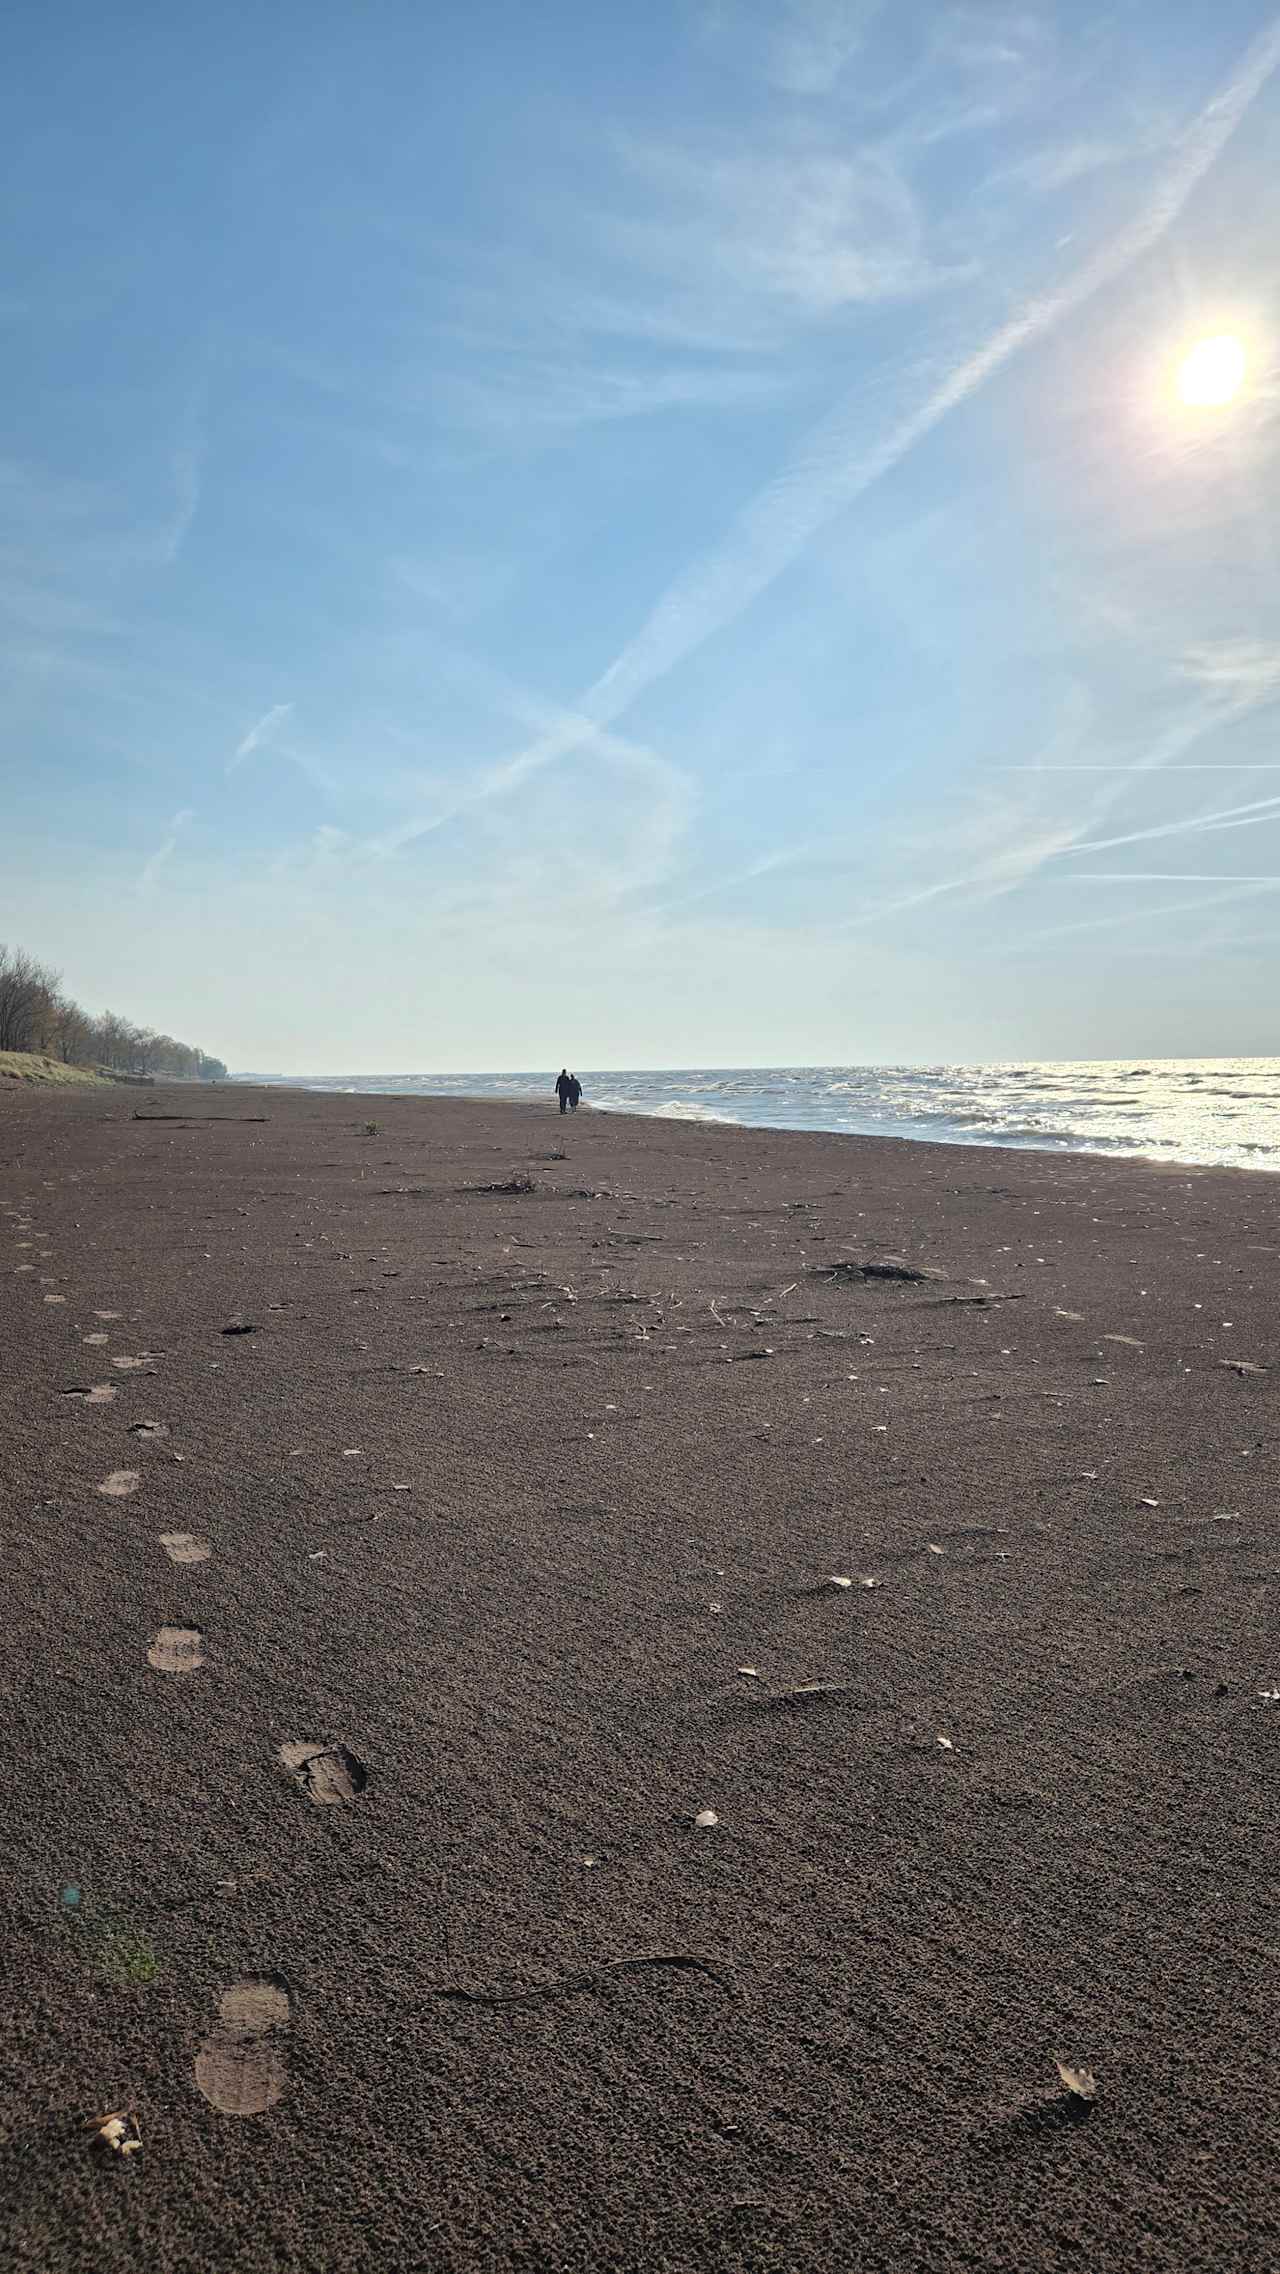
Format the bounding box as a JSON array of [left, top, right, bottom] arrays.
[[3, 1080, 1279, 2270], [236, 1062, 1280, 1180], [234, 1073, 1280, 1181]]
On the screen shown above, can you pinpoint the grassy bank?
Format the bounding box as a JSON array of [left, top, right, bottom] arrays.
[[0, 1051, 105, 1085]]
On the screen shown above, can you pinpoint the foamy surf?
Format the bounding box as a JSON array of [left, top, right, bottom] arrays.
[[241, 1059, 1280, 1173]]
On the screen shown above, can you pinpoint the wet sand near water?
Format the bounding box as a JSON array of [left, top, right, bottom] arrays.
[[2, 1081, 1278, 2271]]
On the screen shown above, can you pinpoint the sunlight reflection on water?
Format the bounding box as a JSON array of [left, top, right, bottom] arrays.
[[256, 1059, 1280, 1172]]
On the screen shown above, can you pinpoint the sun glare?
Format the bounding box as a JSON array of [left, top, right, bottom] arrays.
[[1177, 333, 1247, 409]]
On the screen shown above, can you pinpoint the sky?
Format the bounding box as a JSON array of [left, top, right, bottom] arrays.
[[5, 0, 1280, 1073]]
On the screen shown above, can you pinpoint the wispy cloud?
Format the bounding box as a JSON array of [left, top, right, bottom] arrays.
[[1051, 790, 1280, 860], [704, 0, 883, 97], [1066, 872, 1280, 883], [322, 633, 697, 911], [605, 136, 966, 319], [227, 701, 294, 774], [1008, 877, 1280, 956], [582, 14, 1280, 732], [1179, 639, 1280, 702], [996, 764, 1280, 772], [138, 808, 194, 894], [152, 437, 204, 567]]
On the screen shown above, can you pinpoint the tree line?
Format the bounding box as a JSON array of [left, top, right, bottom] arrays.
[[0, 943, 228, 1081]]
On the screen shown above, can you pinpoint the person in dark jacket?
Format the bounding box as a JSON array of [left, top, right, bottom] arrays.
[[555, 1068, 572, 1114], [568, 1074, 582, 1111]]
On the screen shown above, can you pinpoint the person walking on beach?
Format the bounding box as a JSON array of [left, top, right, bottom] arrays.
[[568, 1074, 582, 1112], [555, 1068, 573, 1114]]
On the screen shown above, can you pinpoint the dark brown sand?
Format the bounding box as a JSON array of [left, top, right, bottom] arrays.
[[2, 1083, 1278, 2272]]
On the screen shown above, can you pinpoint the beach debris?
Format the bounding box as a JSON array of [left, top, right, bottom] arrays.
[[1079, 1470, 1097, 1480], [1138, 1497, 1161, 1509], [937, 1734, 954, 1750], [43, 1292, 66, 1303], [1054, 2058, 1098, 2104], [818, 1256, 941, 1285], [1102, 1334, 1143, 1348], [278, 1739, 367, 1804], [158, 1532, 211, 1565], [746, 1679, 863, 1710], [147, 1626, 205, 1674], [926, 1542, 945, 1555], [341, 1447, 363, 1458], [84, 2111, 142, 2158], [98, 1470, 140, 1499], [825, 1574, 854, 1589], [1212, 1511, 1240, 1521], [135, 1110, 269, 1124], [737, 1665, 760, 1679], [1257, 1687, 1280, 1704], [581, 1854, 601, 1868], [693, 1808, 719, 1829], [1220, 1359, 1268, 1377], [430, 1951, 733, 2006]]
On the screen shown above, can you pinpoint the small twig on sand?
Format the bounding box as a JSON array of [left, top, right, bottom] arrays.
[[916, 1292, 1026, 1308], [743, 1680, 870, 1710], [428, 1952, 735, 2005]]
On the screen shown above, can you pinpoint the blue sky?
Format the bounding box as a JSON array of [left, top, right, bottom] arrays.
[[5, 0, 1280, 1072]]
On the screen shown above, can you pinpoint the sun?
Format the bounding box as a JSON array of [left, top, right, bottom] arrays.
[[1177, 333, 1247, 409]]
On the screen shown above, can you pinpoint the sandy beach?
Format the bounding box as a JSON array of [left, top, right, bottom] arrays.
[[2, 1081, 1278, 2272]]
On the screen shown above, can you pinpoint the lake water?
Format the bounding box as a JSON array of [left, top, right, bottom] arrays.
[[246, 1060, 1280, 1173]]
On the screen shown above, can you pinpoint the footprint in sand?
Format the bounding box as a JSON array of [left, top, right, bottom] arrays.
[[95, 1311, 122, 1321], [147, 1626, 205, 1673], [128, 1420, 170, 1441], [62, 1383, 117, 1406], [43, 1293, 66, 1305], [111, 1354, 159, 1372], [98, 1470, 140, 1498], [279, 1739, 368, 1805], [158, 1532, 211, 1566], [83, 1332, 109, 1346], [195, 1977, 291, 2114]]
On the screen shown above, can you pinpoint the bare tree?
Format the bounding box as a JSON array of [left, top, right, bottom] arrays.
[[51, 998, 94, 1064], [0, 944, 226, 1078], [0, 945, 60, 1052]]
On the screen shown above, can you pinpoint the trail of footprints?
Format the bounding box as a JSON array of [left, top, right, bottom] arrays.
[[3, 1199, 367, 2123], [16, 1174, 1260, 2131]]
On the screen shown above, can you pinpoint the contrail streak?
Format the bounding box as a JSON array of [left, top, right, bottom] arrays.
[[581, 14, 1280, 729]]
